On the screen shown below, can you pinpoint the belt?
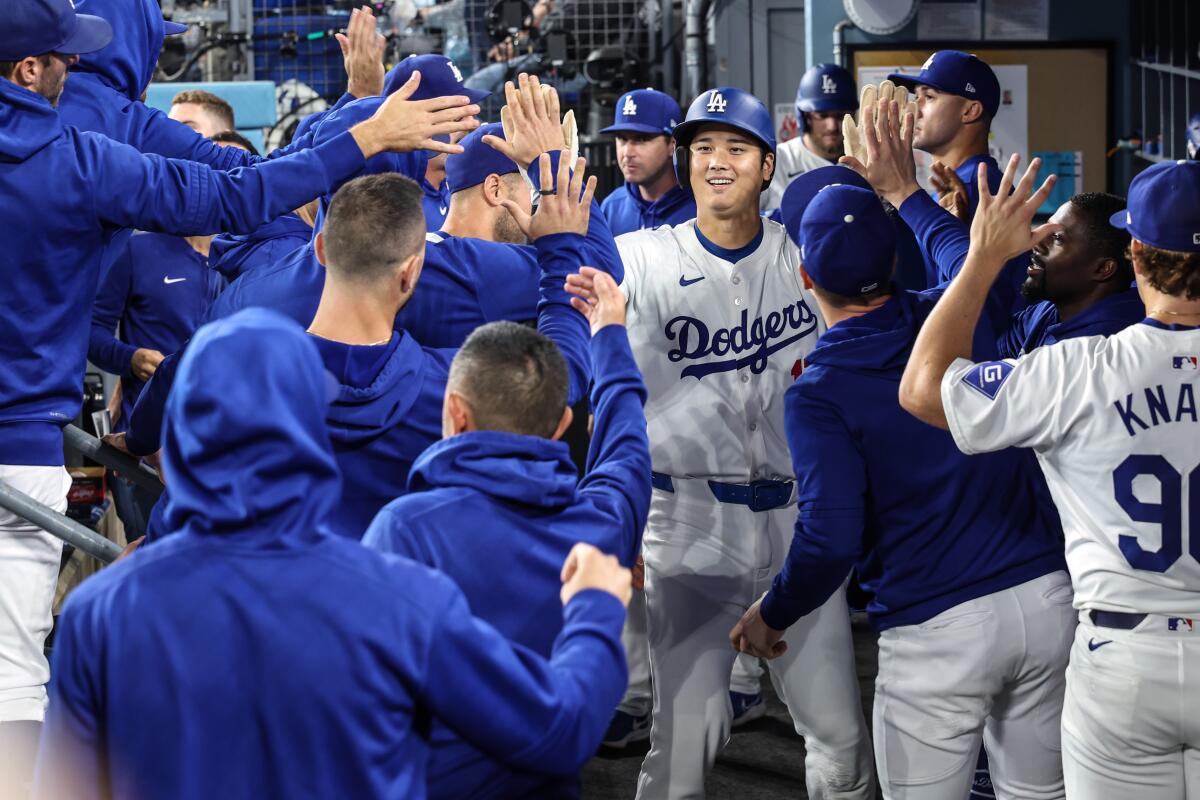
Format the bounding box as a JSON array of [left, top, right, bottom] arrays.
[[1089, 610, 1146, 630], [650, 471, 793, 512]]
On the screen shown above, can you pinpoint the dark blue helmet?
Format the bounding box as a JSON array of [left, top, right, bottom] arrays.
[[795, 63, 858, 133], [673, 87, 776, 193]]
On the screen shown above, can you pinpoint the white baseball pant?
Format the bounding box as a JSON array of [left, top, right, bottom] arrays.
[[873, 571, 1075, 800], [0, 465, 70, 722], [1062, 611, 1200, 799], [635, 478, 873, 800]]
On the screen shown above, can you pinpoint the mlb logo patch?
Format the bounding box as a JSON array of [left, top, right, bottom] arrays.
[[1168, 617, 1194, 632], [962, 361, 1014, 400], [1173, 356, 1199, 370]]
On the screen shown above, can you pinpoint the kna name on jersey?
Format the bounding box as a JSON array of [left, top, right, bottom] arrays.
[[665, 299, 818, 380]]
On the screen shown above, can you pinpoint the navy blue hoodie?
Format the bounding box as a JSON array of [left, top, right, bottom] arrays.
[[363, 323, 650, 799], [600, 181, 696, 235], [207, 212, 313, 281], [761, 289, 1066, 632], [88, 232, 225, 430], [997, 286, 1145, 358], [0, 76, 365, 466], [33, 309, 628, 800]]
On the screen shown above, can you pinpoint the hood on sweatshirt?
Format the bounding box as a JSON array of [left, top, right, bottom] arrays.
[[320, 332, 433, 449], [407, 430, 578, 510], [806, 289, 939, 377], [207, 213, 313, 280], [74, 0, 171, 100], [160, 308, 341, 539], [0, 80, 62, 162]]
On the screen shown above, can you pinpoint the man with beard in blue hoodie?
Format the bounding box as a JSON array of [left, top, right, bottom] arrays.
[[33, 307, 633, 800], [0, 0, 478, 768], [729, 174, 1075, 798], [362, 248, 649, 798]]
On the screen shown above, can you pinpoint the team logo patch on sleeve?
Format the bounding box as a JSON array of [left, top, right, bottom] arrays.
[[962, 361, 1014, 400], [1173, 355, 1199, 370]]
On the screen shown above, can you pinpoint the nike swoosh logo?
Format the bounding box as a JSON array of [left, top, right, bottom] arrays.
[[679, 274, 705, 287], [163, 277, 187, 284], [786, 170, 806, 178], [1088, 638, 1113, 651], [438, 206, 447, 214]]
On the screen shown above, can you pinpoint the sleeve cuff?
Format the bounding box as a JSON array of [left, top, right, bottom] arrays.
[[759, 588, 798, 631]]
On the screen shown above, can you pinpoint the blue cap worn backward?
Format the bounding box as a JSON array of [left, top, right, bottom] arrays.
[[0, 0, 113, 60], [800, 185, 896, 297], [1110, 159, 1200, 253], [383, 53, 490, 103], [888, 50, 1000, 119], [780, 165, 872, 249], [600, 89, 682, 136], [444, 122, 518, 194]]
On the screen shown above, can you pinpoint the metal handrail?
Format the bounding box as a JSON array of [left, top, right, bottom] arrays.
[[0, 482, 121, 564], [63, 425, 163, 497]]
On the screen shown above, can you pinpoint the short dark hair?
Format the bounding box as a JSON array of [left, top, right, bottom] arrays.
[[0, 54, 50, 81], [171, 89, 235, 131], [1071, 192, 1133, 284], [1133, 244, 1200, 300], [322, 174, 427, 284], [449, 321, 568, 438], [210, 130, 259, 156]]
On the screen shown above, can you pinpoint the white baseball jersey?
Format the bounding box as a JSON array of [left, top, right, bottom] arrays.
[[618, 218, 824, 483], [760, 136, 835, 214], [941, 321, 1200, 615]]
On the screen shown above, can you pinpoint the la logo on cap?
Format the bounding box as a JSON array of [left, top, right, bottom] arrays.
[[623, 95, 638, 115], [821, 75, 837, 94], [707, 91, 727, 113], [922, 54, 936, 70], [448, 61, 464, 83]]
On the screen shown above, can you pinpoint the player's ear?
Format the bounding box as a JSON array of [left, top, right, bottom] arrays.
[[480, 174, 505, 208], [1093, 256, 1118, 283], [550, 405, 574, 442], [444, 390, 475, 436], [961, 98, 984, 125], [313, 231, 327, 266], [761, 151, 775, 184]]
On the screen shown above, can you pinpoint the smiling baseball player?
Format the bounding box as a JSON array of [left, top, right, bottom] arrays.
[[902, 157, 1200, 799], [611, 85, 873, 799]]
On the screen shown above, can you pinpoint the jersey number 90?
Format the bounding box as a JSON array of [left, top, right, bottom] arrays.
[[1113, 454, 1200, 573]]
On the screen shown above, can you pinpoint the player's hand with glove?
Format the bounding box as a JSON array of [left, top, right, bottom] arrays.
[[348, 72, 481, 158], [500, 151, 597, 241], [930, 161, 969, 221], [729, 596, 787, 659], [842, 81, 917, 184], [841, 94, 921, 209], [564, 266, 625, 335], [484, 73, 571, 170], [336, 6, 386, 99], [560, 542, 633, 607]]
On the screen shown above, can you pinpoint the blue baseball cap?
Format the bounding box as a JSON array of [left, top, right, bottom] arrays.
[[163, 20, 189, 36], [0, 0, 113, 60], [600, 89, 681, 136], [383, 53, 490, 103], [444, 122, 519, 194], [779, 165, 872, 250], [888, 50, 1000, 119], [1110, 159, 1200, 253], [800, 185, 896, 297]]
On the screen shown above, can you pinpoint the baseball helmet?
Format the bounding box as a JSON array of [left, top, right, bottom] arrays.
[[795, 63, 858, 133], [673, 87, 776, 192]]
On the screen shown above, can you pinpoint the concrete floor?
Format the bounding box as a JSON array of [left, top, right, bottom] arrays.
[[581, 614, 884, 799]]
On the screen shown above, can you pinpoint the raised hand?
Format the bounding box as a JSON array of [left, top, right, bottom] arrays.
[[483, 73, 570, 169], [336, 6, 386, 99], [351, 71, 481, 158], [564, 267, 626, 334], [841, 96, 921, 207], [500, 152, 597, 241], [969, 153, 1059, 263], [931, 161, 969, 221], [560, 542, 633, 607]]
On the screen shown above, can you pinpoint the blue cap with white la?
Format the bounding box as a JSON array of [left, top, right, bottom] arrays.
[[1110, 159, 1200, 252], [383, 53, 491, 103], [600, 89, 681, 136], [888, 50, 1000, 119], [780, 165, 872, 251], [444, 122, 518, 193], [0, 0, 113, 60], [800, 185, 896, 297]]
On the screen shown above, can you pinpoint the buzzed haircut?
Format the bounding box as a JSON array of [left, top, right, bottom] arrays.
[[322, 174, 427, 284], [449, 321, 569, 439], [171, 89, 236, 132], [1072, 192, 1133, 283], [210, 130, 259, 156]]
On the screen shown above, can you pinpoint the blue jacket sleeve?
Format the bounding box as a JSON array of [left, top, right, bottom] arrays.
[[526, 150, 625, 285], [87, 130, 367, 237], [896, 189, 971, 287], [87, 242, 137, 377], [759, 386, 864, 631], [577, 325, 651, 566], [533, 233, 592, 405], [124, 351, 180, 456], [419, 580, 627, 775]]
